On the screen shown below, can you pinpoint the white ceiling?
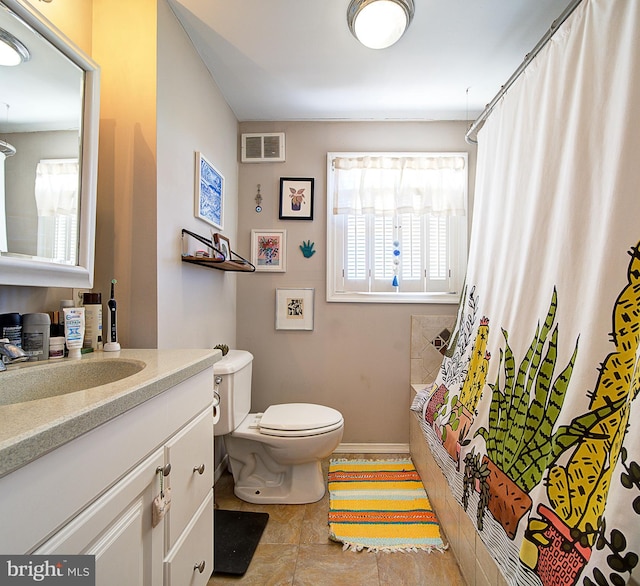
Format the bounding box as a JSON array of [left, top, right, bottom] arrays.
[[168, 0, 574, 123]]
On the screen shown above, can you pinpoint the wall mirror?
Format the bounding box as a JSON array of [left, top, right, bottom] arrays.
[[0, 0, 99, 287]]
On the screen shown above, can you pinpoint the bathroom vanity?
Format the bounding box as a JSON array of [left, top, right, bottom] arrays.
[[0, 348, 219, 586]]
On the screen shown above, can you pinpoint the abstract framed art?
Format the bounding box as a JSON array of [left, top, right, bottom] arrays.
[[275, 288, 314, 330], [279, 177, 314, 220], [195, 152, 224, 230], [251, 229, 287, 272]]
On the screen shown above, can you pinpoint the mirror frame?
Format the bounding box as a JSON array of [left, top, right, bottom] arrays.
[[0, 0, 99, 288]]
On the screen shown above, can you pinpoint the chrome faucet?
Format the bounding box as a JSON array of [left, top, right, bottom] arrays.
[[0, 338, 29, 371]]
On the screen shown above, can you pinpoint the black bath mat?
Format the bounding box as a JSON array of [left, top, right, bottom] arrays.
[[213, 509, 269, 575]]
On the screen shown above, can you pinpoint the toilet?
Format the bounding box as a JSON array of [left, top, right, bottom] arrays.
[[213, 350, 344, 504]]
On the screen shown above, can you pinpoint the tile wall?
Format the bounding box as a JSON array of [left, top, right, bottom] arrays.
[[410, 315, 456, 384]]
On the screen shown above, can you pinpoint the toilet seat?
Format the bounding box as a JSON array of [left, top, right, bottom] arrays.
[[256, 403, 344, 437]]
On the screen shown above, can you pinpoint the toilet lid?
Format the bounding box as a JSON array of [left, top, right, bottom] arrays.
[[259, 403, 343, 433]]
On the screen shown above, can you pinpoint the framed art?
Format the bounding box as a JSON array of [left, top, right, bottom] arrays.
[[251, 229, 287, 272], [279, 177, 314, 220], [195, 152, 224, 229], [212, 232, 231, 260], [275, 288, 314, 331]]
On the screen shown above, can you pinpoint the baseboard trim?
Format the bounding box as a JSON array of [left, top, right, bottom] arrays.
[[334, 443, 410, 454], [214, 454, 228, 485]]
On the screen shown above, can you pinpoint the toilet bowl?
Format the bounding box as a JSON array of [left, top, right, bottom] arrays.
[[213, 350, 344, 504]]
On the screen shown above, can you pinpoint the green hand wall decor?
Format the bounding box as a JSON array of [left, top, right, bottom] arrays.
[[300, 241, 316, 258]]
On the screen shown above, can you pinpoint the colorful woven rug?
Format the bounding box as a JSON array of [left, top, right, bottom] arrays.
[[327, 458, 445, 552]]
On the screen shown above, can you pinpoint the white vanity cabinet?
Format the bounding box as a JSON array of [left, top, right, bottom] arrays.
[[0, 353, 216, 586], [35, 448, 166, 586]]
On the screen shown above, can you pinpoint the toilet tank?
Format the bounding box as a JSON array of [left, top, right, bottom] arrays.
[[213, 349, 253, 436]]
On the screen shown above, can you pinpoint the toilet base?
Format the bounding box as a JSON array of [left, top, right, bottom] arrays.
[[229, 457, 326, 504], [225, 435, 329, 504]]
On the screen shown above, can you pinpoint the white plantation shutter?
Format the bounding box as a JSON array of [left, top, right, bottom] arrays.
[[343, 215, 368, 292], [401, 213, 422, 281]]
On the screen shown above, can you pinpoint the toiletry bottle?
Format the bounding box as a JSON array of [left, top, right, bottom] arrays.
[[82, 292, 103, 350], [22, 313, 51, 361], [0, 313, 22, 348], [64, 307, 85, 359], [49, 336, 65, 360], [59, 300, 74, 330]]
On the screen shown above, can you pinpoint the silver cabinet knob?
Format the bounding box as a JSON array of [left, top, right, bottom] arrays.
[[194, 561, 206, 574], [193, 464, 205, 475], [156, 463, 171, 477]]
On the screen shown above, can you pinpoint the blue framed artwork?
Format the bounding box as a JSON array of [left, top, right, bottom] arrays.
[[195, 152, 224, 230]]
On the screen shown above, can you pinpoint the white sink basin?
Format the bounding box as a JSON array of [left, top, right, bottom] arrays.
[[0, 358, 146, 405]]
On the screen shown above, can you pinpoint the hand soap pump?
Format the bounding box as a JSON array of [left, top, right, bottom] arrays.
[[104, 279, 120, 352]]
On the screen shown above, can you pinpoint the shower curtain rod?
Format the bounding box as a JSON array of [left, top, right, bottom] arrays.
[[465, 0, 584, 145]]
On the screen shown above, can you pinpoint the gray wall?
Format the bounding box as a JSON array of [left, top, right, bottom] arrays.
[[236, 120, 476, 445]]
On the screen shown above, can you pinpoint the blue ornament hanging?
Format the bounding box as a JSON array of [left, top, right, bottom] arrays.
[[392, 239, 400, 287]]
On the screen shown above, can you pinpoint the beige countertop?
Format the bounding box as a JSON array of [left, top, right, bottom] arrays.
[[0, 348, 220, 478]]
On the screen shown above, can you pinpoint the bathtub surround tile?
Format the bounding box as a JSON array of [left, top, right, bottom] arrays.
[[410, 315, 456, 384], [209, 454, 467, 586]]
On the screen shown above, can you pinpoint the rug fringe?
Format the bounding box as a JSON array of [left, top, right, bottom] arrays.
[[329, 457, 413, 463], [329, 533, 448, 554]]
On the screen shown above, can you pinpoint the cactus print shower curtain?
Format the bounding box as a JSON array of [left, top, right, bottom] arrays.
[[412, 1, 640, 585]]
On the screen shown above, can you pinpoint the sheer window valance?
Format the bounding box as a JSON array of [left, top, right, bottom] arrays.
[[331, 154, 467, 217]]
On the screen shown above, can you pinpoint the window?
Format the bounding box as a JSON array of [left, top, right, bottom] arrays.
[[327, 152, 468, 303], [34, 159, 79, 264]]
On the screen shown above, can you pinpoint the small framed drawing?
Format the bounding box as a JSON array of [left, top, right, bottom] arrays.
[[251, 229, 286, 272], [195, 152, 224, 230], [212, 232, 231, 261], [279, 177, 314, 220], [275, 288, 314, 331]]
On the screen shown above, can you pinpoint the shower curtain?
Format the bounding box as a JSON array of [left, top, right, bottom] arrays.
[[412, 1, 640, 585]]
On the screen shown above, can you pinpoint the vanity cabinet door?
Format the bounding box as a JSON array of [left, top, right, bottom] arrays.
[[164, 408, 213, 551], [163, 490, 213, 586], [35, 449, 165, 586]]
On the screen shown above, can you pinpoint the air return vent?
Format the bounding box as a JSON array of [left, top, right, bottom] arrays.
[[241, 133, 285, 163]]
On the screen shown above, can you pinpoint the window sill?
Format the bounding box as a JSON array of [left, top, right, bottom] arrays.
[[327, 291, 461, 304]]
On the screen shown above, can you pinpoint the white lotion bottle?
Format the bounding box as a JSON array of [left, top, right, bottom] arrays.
[[63, 307, 85, 359]]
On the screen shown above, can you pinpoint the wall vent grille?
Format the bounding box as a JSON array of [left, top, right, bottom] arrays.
[[241, 133, 285, 163]]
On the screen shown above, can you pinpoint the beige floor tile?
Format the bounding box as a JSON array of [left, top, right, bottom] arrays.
[[239, 502, 306, 545], [377, 549, 466, 586], [209, 543, 297, 586], [293, 544, 379, 586], [214, 471, 244, 511], [300, 492, 332, 545]]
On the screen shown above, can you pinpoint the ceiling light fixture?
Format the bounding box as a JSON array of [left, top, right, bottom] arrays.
[[347, 0, 414, 50], [0, 28, 30, 66]]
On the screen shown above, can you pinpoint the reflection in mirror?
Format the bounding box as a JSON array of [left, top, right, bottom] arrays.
[[0, 0, 99, 287]]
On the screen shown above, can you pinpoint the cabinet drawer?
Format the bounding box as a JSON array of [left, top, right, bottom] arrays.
[[165, 408, 213, 549], [164, 490, 213, 586]]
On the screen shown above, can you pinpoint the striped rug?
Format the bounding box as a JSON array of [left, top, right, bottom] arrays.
[[328, 458, 446, 552]]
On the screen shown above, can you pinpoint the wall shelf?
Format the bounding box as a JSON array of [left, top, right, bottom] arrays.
[[181, 229, 255, 273]]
